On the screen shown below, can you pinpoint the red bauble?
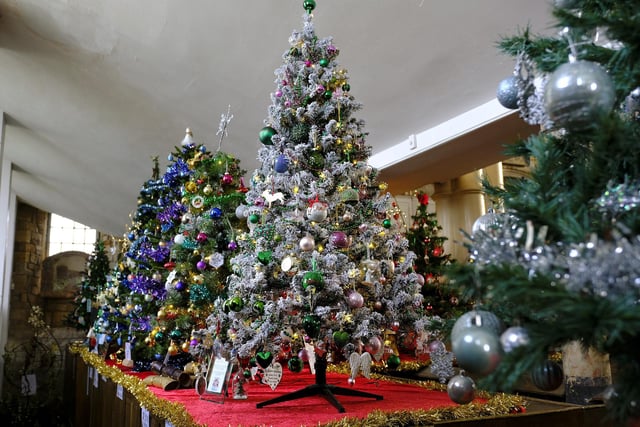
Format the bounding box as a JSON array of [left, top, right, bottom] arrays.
[[432, 246, 444, 257]]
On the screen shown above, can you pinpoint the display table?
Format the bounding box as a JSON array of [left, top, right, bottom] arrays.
[[64, 345, 611, 427]]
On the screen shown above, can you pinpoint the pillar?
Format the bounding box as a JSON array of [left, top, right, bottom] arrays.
[[0, 112, 16, 394], [431, 170, 486, 262]]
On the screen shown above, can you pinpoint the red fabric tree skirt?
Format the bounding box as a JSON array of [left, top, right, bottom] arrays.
[[146, 369, 477, 427]]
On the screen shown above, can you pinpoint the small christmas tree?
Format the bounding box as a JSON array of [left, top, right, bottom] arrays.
[[67, 240, 111, 330], [405, 192, 459, 318]]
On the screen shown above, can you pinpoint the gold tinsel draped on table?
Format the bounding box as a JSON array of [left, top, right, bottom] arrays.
[[69, 343, 526, 427]]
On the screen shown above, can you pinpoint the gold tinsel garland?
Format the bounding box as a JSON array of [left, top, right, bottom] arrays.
[[71, 344, 526, 427], [70, 343, 206, 427]]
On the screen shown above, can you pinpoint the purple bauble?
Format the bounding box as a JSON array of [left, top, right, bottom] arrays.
[[347, 291, 364, 308], [330, 231, 350, 248], [190, 339, 198, 347], [227, 241, 238, 250], [196, 260, 207, 271], [175, 281, 185, 291]]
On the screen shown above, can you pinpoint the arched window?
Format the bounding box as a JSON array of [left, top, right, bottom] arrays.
[[47, 213, 97, 256]]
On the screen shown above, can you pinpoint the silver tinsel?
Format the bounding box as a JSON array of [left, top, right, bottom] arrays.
[[513, 51, 552, 129], [468, 192, 640, 300]]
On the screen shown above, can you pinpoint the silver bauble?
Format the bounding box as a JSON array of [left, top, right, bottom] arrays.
[[471, 209, 501, 235], [447, 373, 476, 404], [496, 76, 519, 109], [451, 310, 504, 343], [544, 60, 615, 131], [500, 326, 531, 353], [451, 327, 503, 375]]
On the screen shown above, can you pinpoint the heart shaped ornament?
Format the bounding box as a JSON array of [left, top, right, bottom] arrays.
[[256, 351, 273, 369], [262, 362, 283, 390]]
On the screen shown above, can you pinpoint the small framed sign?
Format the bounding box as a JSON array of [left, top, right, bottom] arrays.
[[195, 356, 233, 404]]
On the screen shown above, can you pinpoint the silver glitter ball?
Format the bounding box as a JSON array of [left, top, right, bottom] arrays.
[[544, 60, 615, 131], [496, 76, 519, 109]]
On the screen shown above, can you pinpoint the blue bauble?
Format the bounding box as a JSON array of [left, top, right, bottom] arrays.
[[274, 154, 290, 173], [209, 207, 223, 219]]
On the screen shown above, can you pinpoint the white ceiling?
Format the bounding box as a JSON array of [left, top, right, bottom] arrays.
[[0, 0, 552, 236]]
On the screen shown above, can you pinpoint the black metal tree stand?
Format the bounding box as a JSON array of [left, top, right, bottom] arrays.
[[256, 356, 383, 413]]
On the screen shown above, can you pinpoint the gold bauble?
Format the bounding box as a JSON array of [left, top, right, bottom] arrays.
[[167, 343, 178, 356], [379, 182, 388, 191], [203, 184, 213, 195], [181, 342, 191, 352], [157, 309, 166, 320]]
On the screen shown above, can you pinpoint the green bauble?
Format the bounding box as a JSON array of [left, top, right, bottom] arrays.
[[302, 271, 324, 291], [228, 296, 244, 312], [303, 0, 316, 12], [342, 83, 351, 92], [259, 126, 277, 145], [248, 213, 260, 224], [387, 354, 401, 370], [169, 329, 183, 340], [382, 218, 392, 228], [302, 314, 321, 337], [319, 58, 329, 67], [287, 356, 304, 373], [332, 330, 350, 348], [323, 90, 333, 100]]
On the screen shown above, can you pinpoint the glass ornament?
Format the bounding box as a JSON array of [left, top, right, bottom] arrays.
[[500, 326, 531, 353], [259, 126, 277, 145], [447, 372, 476, 404], [471, 208, 501, 235], [544, 60, 615, 131], [451, 327, 503, 375], [451, 310, 504, 342]]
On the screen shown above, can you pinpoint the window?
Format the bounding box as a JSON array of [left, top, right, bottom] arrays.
[[47, 213, 97, 256]]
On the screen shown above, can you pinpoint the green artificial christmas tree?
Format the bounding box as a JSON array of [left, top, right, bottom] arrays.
[[405, 192, 462, 319], [449, 0, 640, 423], [156, 110, 246, 363], [206, 1, 426, 411], [67, 240, 112, 330]]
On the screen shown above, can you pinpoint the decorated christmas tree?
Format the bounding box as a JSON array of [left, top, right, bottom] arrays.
[[405, 192, 464, 320], [117, 120, 246, 367], [67, 240, 112, 330], [448, 0, 640, 422], [157, 111, 247, 363], [206, 1, 426, 410]]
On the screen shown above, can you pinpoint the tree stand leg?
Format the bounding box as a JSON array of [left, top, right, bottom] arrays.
[[256, 356, 383, 413]]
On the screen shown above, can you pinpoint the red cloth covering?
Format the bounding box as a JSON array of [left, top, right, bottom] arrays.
[[143, 369, 480, 427]]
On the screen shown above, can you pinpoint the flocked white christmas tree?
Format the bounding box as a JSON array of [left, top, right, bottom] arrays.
[[204, 0, 428, 411]]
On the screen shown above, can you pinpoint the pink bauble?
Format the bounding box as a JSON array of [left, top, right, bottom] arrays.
[[196, 232, 208, 242], [365, 336, 382, 355], [298, 349, 309, 362], [222, 172, 234, 185], [428, 340, 446, 353], [347, 291, 364, 308]]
